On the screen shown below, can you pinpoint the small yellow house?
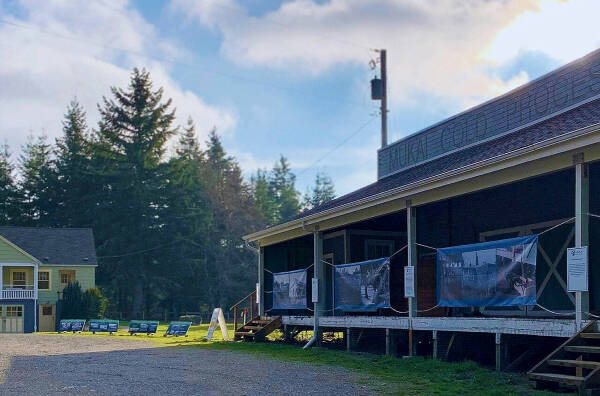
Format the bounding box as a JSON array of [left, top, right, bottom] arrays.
[[0, 227, 97, 333]]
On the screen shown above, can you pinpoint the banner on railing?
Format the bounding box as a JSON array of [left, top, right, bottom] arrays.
[[272, 269, 307, 309], [437, 235, 538, 307], [334, 257, 390, 311]]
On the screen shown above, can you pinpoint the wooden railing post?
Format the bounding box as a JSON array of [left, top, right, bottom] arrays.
[[250, 292, 255, 319], [233, 306, 238, 332]]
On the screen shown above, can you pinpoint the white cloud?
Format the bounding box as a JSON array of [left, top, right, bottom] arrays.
[[0, 0, 236, 157], [171, 0, 546, 109], [484, 0, 600, 65]]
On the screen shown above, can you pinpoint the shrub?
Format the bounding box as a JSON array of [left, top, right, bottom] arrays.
[[82, 287, 108, 319]]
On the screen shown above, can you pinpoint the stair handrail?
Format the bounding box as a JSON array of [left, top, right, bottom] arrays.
[[229, 290, 257, 332], [229, 290, 256, 311]]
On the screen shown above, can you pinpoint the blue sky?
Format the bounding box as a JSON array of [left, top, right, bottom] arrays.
[[1, 0, 599, 196]]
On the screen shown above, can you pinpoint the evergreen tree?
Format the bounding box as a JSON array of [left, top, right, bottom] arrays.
[[269, 156, 300, 223], [17, 134, 55, 225], [93, 68, 177, 317], [251, 169, 278, 225], [53, 100, 94, 227], [303, 172, 336, 210], [0, 143, 19, 225]]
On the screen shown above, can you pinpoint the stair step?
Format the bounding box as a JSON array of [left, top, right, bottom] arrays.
[[580, 333, 600, 339], [252, 320, 271, 325], [529, 372, 584, 385], [242, 326, 263, 330], [565, 346, 600, 354], [548, 359, 600, 369], [235, 331, 256, 337]]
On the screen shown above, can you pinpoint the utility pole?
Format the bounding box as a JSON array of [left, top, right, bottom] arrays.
[[380, 49, 388, 148]]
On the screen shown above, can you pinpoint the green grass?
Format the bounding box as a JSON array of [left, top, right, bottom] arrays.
[[43, 324, 568, 395]]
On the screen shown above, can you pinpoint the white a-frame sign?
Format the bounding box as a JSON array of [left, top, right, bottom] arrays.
[[206, 308, 230, 341]]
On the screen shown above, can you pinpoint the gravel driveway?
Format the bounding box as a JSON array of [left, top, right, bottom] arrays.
[[0, 334, 372, 395]]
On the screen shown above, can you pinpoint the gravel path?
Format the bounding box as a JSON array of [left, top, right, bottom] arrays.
[[0, 335, 372, 395]]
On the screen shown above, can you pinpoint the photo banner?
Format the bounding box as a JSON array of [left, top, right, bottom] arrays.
[[437, 235, 538, 307], [272, 269, 308, 309], [334, 257, 390, 311]]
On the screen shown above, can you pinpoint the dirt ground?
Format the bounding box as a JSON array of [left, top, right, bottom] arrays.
[[0, 334, 371, 395]]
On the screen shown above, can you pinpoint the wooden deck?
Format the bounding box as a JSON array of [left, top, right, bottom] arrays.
[[282, 315, 581, 338]]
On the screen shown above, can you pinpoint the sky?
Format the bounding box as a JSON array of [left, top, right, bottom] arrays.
[[1, 0, 599, 197]]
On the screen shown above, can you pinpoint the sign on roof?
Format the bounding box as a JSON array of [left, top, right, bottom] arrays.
[[378, 49, 600, 179]]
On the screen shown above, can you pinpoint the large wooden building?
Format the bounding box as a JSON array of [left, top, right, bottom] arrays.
[[243, 48, 600, 382]]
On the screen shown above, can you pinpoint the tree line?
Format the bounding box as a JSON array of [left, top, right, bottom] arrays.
[[0, 69, 335, 317]]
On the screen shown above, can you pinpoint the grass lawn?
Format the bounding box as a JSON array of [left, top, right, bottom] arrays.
[[45, 323, 567, 396]]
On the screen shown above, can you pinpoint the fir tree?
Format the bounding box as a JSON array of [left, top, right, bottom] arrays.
[[0, 143, 19, 225], [303, 172, 336, 210], [94, 68, 177, 317]]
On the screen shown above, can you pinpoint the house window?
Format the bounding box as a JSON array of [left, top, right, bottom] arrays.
[[12, 272, 26, 289], [59, 270, 75, 291], [364, 239, 394, 260], [6, 306, 23, 317], [42, 306, 53, 316], [60, 273, 72, 285], [38, 271, 50, 291]]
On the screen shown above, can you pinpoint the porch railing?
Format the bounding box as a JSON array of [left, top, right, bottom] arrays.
[[230, 290, 257, 331], [1, 285, 37, 299]]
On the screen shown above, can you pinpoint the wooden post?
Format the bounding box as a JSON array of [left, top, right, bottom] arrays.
[[575, 160, 589, 330], [407, 201, 418, 318], [346, 327, 352, 352], [233, 307, 238, 332], [408, 327, 414, 357], [314, 230, 325, 347], [258, 246, 265, 316], [380, 49, 387, 148], [386, 328, 390, 355], [495, 333, 502, 371], [433, 330, 438, 359]]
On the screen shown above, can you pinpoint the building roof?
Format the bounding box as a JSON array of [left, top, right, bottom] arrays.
[[296, 97, 600, 220], [0, 227, 98, 266]]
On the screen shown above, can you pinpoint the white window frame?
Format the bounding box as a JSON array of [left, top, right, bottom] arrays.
[[11, 270, 27, 289], [38, 270, 51, 291]]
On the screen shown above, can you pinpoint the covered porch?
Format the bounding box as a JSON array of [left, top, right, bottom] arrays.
[[0, 264, 38, 300]]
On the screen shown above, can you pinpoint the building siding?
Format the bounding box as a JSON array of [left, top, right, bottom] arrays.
[[0, 238, 35, 263], [37, 266, 96, 305]]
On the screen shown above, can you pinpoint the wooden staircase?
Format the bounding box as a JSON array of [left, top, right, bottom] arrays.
[[234, 316, 282, 342], [529, 321, 600, 394]]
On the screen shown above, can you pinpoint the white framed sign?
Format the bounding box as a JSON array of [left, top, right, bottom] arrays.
[[404, 266, 415, 298], [311, 278, 319, 303], [567, 246, 588, 292]]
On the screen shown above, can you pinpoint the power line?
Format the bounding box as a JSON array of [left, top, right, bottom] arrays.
[[0, 18, 369, 109], [296, 116, 377, 178], [97, 240, 182, 259]]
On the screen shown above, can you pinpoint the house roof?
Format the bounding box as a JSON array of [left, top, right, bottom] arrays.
[[295, 97, 600, 220], [0, 227, 98, 266]]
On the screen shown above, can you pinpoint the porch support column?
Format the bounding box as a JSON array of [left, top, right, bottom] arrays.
[[314, 230, 325, 346], [258, 246, 265, 316], [432, 330, 438, 359], [575, 161, 590, 328], [407, 200, 418, 318], [495, 333, 502, 371], [0, 264, 3, 297], [33, 264, 38, 331]]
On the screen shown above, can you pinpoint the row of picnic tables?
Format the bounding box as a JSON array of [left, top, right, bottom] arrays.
[[58, 319, 192, 336]]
